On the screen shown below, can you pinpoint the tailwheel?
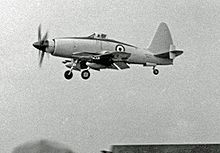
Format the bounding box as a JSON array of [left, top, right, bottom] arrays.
[[64, 70, 73, 80], [81, 70, 90, 80], [153, 68, 159, 75]]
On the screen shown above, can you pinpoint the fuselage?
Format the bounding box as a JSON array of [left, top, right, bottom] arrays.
[[46, 37, 173, 66], [33, 23, 183, 79]]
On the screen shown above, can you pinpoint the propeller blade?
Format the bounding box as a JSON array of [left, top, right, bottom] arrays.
[[35, 24, 49, 67], [42, 31, 48, 42], [39, 51, 45, 67], [38, 24, 41, 41]]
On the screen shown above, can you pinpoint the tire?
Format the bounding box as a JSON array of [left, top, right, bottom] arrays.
[[153, 69, 159, 75], [64, 70, 73, 80], [81, 70, 90, 80]]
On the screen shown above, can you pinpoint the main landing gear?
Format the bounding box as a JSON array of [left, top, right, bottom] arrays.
[[64, 70, 73, 80], [64, 70, 91, 80], [81, 70, 90, 80], [64, 60, 91, 80], [153, 67, 159, 75]]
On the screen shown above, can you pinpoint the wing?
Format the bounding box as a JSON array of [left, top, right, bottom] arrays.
[[71, 52, 100, 61], [70, 51, 131, 70], [113, 62, 130, 69], [99, 52, 131, 69]]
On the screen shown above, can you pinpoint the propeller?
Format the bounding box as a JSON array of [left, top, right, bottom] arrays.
[[33, 24, 49, 67]]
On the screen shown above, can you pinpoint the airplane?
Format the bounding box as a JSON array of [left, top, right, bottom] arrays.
[[33, 22, 183, 80]]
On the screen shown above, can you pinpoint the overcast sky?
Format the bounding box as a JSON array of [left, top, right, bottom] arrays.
[[1, 0, 220, 153]]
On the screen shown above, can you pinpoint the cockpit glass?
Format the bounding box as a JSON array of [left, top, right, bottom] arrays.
[[88, 33, 96, 38], [88, 33, 107, 39]]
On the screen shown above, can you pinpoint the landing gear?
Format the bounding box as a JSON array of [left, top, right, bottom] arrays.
[[81, 70, 90, 80], [63, 59, 91, 80], [64, 70, 91, 80], [153, 67, 159, 75], [64, 70, 73, 80]]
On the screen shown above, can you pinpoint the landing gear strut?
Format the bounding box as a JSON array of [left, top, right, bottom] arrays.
[[81, 70, 90, 80], [64, 59, 77, 80], [153, 67, 159, 75], [64, 70, 73, 80]]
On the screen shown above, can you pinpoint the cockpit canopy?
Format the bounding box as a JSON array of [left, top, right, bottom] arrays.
[[88, 33, 107, 39]]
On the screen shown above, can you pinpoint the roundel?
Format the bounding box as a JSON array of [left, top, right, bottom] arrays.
[[115, 44, 125, 52]]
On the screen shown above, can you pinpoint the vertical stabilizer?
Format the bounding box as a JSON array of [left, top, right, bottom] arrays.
[[148, 22, 173, 54]]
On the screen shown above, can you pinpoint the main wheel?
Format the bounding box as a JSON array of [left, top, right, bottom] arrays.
[[153, 69, 159, 75], [81, 70, 90, 80], [64, 70, 73, 80]]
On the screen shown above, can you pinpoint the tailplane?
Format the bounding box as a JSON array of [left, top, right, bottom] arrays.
[[154, 49, 183, 59]]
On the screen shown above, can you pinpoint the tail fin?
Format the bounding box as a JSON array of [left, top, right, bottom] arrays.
[[148, 22, 173, 54]]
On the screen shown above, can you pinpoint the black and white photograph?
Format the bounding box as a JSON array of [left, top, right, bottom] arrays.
[[0, 0, 220, 152]]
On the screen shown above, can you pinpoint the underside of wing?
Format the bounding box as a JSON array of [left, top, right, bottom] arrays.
[[101, 52, 131, 61], [113, 62, 130, 69], [70, 51, 131, 70]]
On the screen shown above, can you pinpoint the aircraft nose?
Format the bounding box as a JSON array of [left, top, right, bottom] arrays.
[[33, 42, 40, 49]]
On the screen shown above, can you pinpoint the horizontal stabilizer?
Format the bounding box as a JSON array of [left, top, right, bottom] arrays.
[[169, 50, 183, 59], [155, 50, 183, 59]]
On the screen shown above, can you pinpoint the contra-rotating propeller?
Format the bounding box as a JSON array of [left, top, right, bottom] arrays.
[[33, 24, 49, 67]]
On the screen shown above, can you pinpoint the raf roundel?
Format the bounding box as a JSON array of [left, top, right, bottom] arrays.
[[115, 44, 125, 52]]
